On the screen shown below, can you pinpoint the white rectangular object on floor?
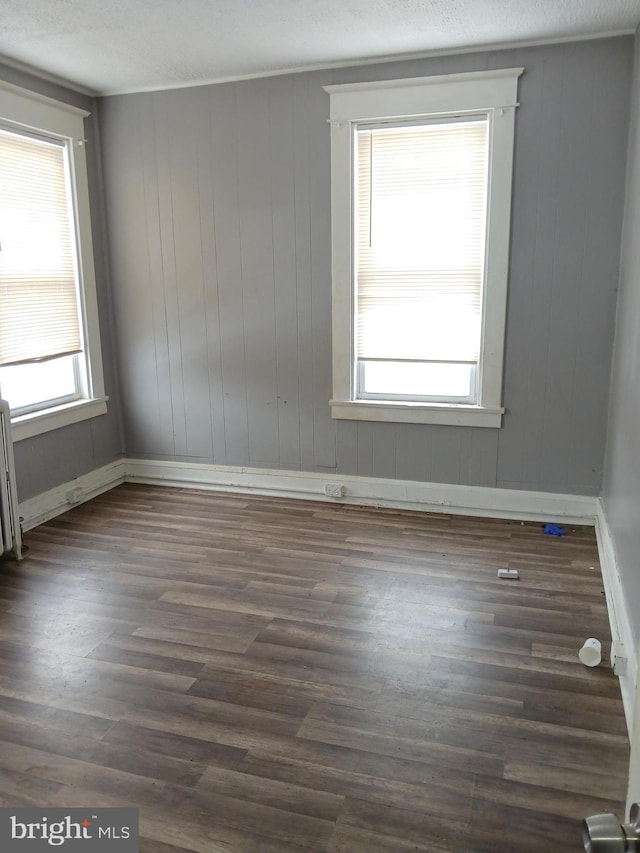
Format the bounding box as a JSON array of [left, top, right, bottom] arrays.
[[497, 568, 519, 579], [0, 399, 22, 560]]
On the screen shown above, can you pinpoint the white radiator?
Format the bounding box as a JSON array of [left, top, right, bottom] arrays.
[[0, 399, 22, 560]]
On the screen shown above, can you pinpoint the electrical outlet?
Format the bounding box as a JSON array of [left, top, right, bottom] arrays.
[[611, 641, 627, 676], [325, 482, 345, 498], [66, 486, 83, 505]]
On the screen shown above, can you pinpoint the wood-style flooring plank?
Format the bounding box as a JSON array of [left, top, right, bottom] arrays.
[[0, 483, 628, 851]]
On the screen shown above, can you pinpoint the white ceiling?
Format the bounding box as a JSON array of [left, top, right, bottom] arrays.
[[1, 0, 639, 96]]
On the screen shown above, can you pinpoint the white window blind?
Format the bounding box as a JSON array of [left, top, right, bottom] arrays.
[[355, 118, 489, 366], [0, 127, 82, 367]]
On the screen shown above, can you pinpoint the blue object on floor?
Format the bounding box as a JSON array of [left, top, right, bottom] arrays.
[[543, 523, 566, 536]]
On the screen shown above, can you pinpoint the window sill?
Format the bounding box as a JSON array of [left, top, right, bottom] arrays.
[[11, 397, 109, 441], [329, 399, 504, 427]]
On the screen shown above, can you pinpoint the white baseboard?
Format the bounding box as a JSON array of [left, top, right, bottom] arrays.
[[595, 499, 637, 735], [123, 458, 598, 523], [16, 455, 600, 534], [19, 459, 126, 532]]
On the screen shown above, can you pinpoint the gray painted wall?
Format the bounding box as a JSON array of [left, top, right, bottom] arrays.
[[101, 37, 632, 495], [603, 33, 640, 647], [0, 63, 124, 500]]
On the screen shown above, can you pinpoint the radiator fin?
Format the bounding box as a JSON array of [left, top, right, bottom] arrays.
[[0, 399, 22, 560]]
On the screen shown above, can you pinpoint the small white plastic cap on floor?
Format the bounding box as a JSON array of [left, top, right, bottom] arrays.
[[578, 637, 602, 667]]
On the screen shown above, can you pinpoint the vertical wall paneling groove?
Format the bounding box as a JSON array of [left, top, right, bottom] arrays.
[[236, 80, 280, 468], [101, 38, 633, 495], [430, 427, 462, 486], [154, 91, 188, 457], [307, 79, 337, 472], [335, 420, 359, 477], [269, 77, 302, 471], [138, 94, 172, 456], [292, 74, 317, 472], [168, 88, 211, 460], [209, 84, 251, 465], [194, 86, 225, 464], [355, 421, 374, 478], [394, 423, 431, 483], [372, 422, 398, 481]]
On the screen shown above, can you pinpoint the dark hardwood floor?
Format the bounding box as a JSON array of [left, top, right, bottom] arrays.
[[0, 483, 628, 851]]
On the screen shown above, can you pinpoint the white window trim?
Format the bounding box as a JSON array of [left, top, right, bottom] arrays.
[[324, 68, 523, 428], [0, 81, 107, 440], [10, 397, 108, 442]]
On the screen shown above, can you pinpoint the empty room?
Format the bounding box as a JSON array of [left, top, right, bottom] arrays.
[[0, 1, 639, 851]]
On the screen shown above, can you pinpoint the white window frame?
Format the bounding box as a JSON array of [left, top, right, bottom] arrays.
[[0, 81, 107, 441], [324, 68, 523, 428]]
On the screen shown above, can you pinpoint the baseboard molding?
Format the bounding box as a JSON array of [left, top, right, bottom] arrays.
[[19, 459, 126, 532], [16, 456, 600, 532], [123, 458, 598, 524], [595, 498, 637, 734]]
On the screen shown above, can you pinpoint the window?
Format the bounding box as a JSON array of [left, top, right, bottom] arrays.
[[325, 69, 523, 427], [0, 82, 106, 441]]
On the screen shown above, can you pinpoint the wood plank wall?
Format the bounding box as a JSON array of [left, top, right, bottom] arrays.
[[101, 38, 632, 496]]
